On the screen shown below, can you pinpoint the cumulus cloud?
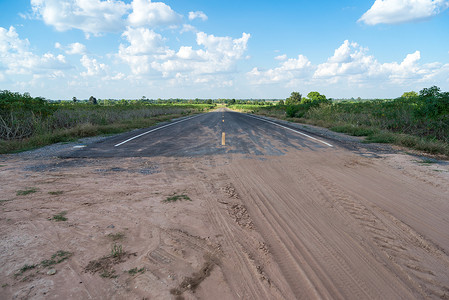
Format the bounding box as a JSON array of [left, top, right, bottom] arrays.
[[188, 11, 208, 21], [248, 40, 448, 90], [117, 26, 168, 74], [55, 42, 87, 55], [359, 0, 449, 25], [128, 0, 181, 27], [247, 55, 313, 85], [0, 26, 71, 75], [120, 27, 166, 55], [31, 0, 183, 37], [31, 0, 130, 36], [150, 31, 250, 79], [67, 42, 87, 55], [117, 29, 251, 86], [80, 55, 107, 76]]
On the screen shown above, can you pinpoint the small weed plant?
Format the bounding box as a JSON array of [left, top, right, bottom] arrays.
[[111, 243, 123, 258], [14, 264, 36, 277], [16, 188, 38, 196], [52, 211, 67, 221], [128, 267, 145, 275], [48, 191, 64, 195], [41, 250, 73, 267], [163, 194, 191, 203]]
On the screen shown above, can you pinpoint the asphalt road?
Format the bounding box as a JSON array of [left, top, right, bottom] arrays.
[[66, 108, 333, 158]]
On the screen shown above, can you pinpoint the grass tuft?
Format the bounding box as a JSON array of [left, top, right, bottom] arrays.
[[48, 191, 64, 195], [16, 188, 38, 196], [41, 250, 73, 267], [128, 267, 145, 275], [14, 264, 36, 277], [163, 194, 191, 203], [52, 211, 67, 222], [111, 243, 123, 258]]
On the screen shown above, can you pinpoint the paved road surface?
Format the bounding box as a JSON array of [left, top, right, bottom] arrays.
[[66, 108, 331, 158]]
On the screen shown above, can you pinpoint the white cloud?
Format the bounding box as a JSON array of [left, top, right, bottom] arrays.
[[0, 26, 71, 75], [248, 40, 449, 92], [120, 27, 166, 55], [128, 0, 181, 27], [188, 11, 208, 21], [180, 24, 197, 34], [66, 42, 87, 55], [248, 55, 313, 85], [196, 32, 250, 60], [275, 54, 287, 61], [80, 55, 107, 76], [55, 42, 87, 55], [117, 26, 168, 75], [359, 0, 449, 25], [31, 0, 130, 36], [117, 29, 251, 86]]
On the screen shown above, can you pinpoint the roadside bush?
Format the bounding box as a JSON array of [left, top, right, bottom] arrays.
[[0, 90, 213, 153], [0, 91, 54, 140]]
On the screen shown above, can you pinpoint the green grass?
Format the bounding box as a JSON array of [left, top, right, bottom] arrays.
[[48, 191, 64, 195], [111, 243, 123, 258], [163, 194, 191, 203], [41, 250, 73, 267], [330, 125, 379, 137], [51, 211, 67, 222], [14, 264, 36, 278], [128, 267, 145, 275], [16, 188, 38, 196]]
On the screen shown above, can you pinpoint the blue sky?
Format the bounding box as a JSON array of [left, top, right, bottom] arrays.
[[0, 0, 448, 100]]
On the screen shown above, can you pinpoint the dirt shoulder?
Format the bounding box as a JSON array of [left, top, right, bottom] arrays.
[[1, 123, 448, 299]]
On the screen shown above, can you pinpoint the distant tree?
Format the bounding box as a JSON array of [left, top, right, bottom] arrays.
[[419, 86, 440, 99], [72, 96, 77, 103], [286, 92, 302, 105], [206, 99, 213, 104], [305, 91, 326, 103], [230, 99, 236, 104], [89, 96, 97, 105], [401, 91, 418, 99], [278, 99, 284, 105]]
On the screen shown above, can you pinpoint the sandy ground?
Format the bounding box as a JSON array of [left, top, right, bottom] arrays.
[[1, 138, 449, 299]]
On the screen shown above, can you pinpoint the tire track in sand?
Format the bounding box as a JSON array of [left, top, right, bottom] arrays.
[[227, 156, 420, 299]]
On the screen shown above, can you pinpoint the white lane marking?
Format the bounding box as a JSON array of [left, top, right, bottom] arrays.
[[114, 114, 201, 147], [245, 114, 333, 147]]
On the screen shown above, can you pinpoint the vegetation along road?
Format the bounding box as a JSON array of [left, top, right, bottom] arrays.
[[1, 107, 449, 299]]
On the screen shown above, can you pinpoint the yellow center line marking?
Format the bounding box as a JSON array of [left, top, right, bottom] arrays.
[[222, 132, 226, 146]]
